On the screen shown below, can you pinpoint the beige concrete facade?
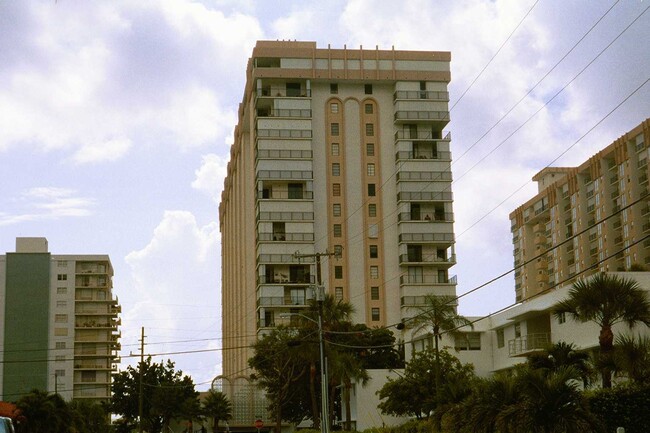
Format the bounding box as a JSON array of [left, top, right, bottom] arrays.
[[510, 119, 650, 302], [219, 41, 458, 380]]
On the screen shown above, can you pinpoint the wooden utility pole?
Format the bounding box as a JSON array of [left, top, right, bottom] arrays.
[[293, 250, 337, 286], [139, 327, 145, 433]]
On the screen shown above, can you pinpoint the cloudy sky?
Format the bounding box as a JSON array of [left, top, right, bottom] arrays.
[[1, 0, 648, 389]]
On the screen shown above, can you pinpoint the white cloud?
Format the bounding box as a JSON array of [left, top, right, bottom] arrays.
[[122, 210, 221, 385], [0, 187, 95, 226], [72, 137, 132, 164], [192, 153, 228, 203], [271, 10, 315, 38]]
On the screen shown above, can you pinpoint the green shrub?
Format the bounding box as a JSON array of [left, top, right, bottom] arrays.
[[588, 384, 650, 433]]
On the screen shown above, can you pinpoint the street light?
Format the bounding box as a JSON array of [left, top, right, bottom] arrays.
[[280, 294, 329, 433]]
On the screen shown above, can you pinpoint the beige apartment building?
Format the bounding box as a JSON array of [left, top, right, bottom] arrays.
[[0, 237, 121, 403], [511, 118, 650, 302], [219, 40, 458, 380]]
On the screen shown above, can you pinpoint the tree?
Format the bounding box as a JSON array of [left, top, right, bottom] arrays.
[[249, 327, 307, 432], [202, 390, 232, 433], [69, 400, 110, 433], [527, 341, 594, 388], [377, 348, 475, 419], [553, 272, 650, 388], [15, 389, 72, 433], [613, 334, 650, 384], [405, 294, 473, 419], [111, 357, 198, 433]]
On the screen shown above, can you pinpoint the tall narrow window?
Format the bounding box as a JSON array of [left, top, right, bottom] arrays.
[[371, 308, 380, 321], [335, 287, 343, 300], [371, 286, 380, 300], [368, 203, 377, 217], [367, 163, 375, 176], [333, 203, 341, 217], [333, 184, 341, 196], [365, 123, 374, 136], [365, 103, 373, 114], [330, 83, 338, 94], [332, 163, 340, 176], [366, 143, 375, 156], [331, 123, 340, 136], [367, 184, 376, 196], [369, 245, 378, 258], [333, 224, 342, 237], [331, 143, 340, 156], [364, 84, 373, 94], [370, 266, 379, 278], [335, 266, 343, 279], [331, 103, 339, 113]]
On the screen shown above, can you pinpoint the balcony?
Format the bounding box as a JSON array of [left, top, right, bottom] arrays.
[[256, 149, 312, 159], [257, 170, 312, 180], [398, 212, 453, 222], [397, 171, 452, 182], [508, 333, 551, 356], [394, 111, 450, 123], [397, 191, 453, 202], [256, 108, 311, 118], [395, 131, 451, 141], [395, 150, 452, 161], [257, 296, 310, 308], [258, 232, 315, 242], [256, 129, 312, 139], [399, 254, 456, 265], [399, 232, 454, 243], [258, 254, 314, 264], [257, 211, 314, 221], [400, 274, 457, 285], [394, 90, 450, 101], [256, 87, 311, 98]]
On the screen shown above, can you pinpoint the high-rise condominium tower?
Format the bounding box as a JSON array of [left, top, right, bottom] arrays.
[[0, 237, 121, 403], [511, 119, 650, 302], [219, 41, 456, 378]]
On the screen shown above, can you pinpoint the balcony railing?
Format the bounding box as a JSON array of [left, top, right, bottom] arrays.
[[397, 212, 453, 222], [257, 88, 311, 98], [256, 190, 313, 200], [257, 129, 312, 139], [257, 170, 312, 180], [399, 232, 454, 243], [508, 333, 551, 356], [399, 254, 456, 264], [257, 109, 312, 118], [257, 296, 310, 307], [258, 254, 314, 264], [397, 171, 452, 182], [394, 90, 450, 101], [399, 274, 457, 285], [395, 131, 451, 140], [258, 233, 315, 242], [257, 211, 314, 221], [394, 111, 450, 122], [257, 274, 313, 285], [397, 191, 453, 201], [256, 149, 312, 159], [395, 151, 452, 161]]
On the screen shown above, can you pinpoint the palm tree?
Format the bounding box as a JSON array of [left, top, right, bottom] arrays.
[[553, 272, 650, 388], [406, 294, 473, 414], [328, 349, 369, 431], [202, 390, 232, 433], [16, 389, 72, 433], [612, 334, 650, 384], [527, 341, 594, 388]]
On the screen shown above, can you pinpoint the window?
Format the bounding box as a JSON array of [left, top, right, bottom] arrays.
[[335, 287, 343, 300], [55, 355, 65, 362], [497, 329, 505, 348], [57, 274, 67, 281], [54, 328, 68, 336], [272, 222, 286, 241], [331, 102, 339, 113], [332, 163, 340, 176], [371, 286, 380, 300], [364, 84, 373, 94], [371, 308, 380, 321], [55, 369, 66, 378], [331, 123, 340, 136], [333, 203, 341, 217], [367, 163, 375, 176], [81, 371, 96, 383], [558, 312, 566, 324], [55, 342, 66, 350], [365, 103, 373, 114], [366, 143, 375, 156], [57, 260, 67, 267], [330, 83, 338, 94], [56, 301, 67, 308], [455, 333, 481, 351], [370, 266, 379, 278], [334, 245, 343, 257], [369, 245, 378, 258], [57, 287, 67, 295], [365, 123, 374, 136], [514, 322, 521, 338], [333, 224, 342, 237], [367, 184, 376, 196], [368, 204, 377, 217], [368, 224, 379, 238], [286, 82, 301, 96], [55, 314, 68, 323], [331, 143, 340, 156], [288, 183, 303, 199], [333, 183, 341, 196], [335, 266, 343, 279]]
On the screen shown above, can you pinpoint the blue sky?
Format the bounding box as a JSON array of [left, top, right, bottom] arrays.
[[1, 0, 648, 389]]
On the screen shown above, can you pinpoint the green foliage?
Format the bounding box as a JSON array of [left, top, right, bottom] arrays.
[[588, 384, 650, 433], [69, 400, 110, 433], [526, 341, 595, 387], [376, 348, 475, 419], [202, 389, 232, 432], [15, 390, 72, 433], [613, 334, 650, 384], [111, 356, 198, 433]]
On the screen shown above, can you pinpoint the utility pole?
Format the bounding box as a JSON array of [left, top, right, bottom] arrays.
[[293, 250, 337, 433], [139, 327, 145, 433]]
